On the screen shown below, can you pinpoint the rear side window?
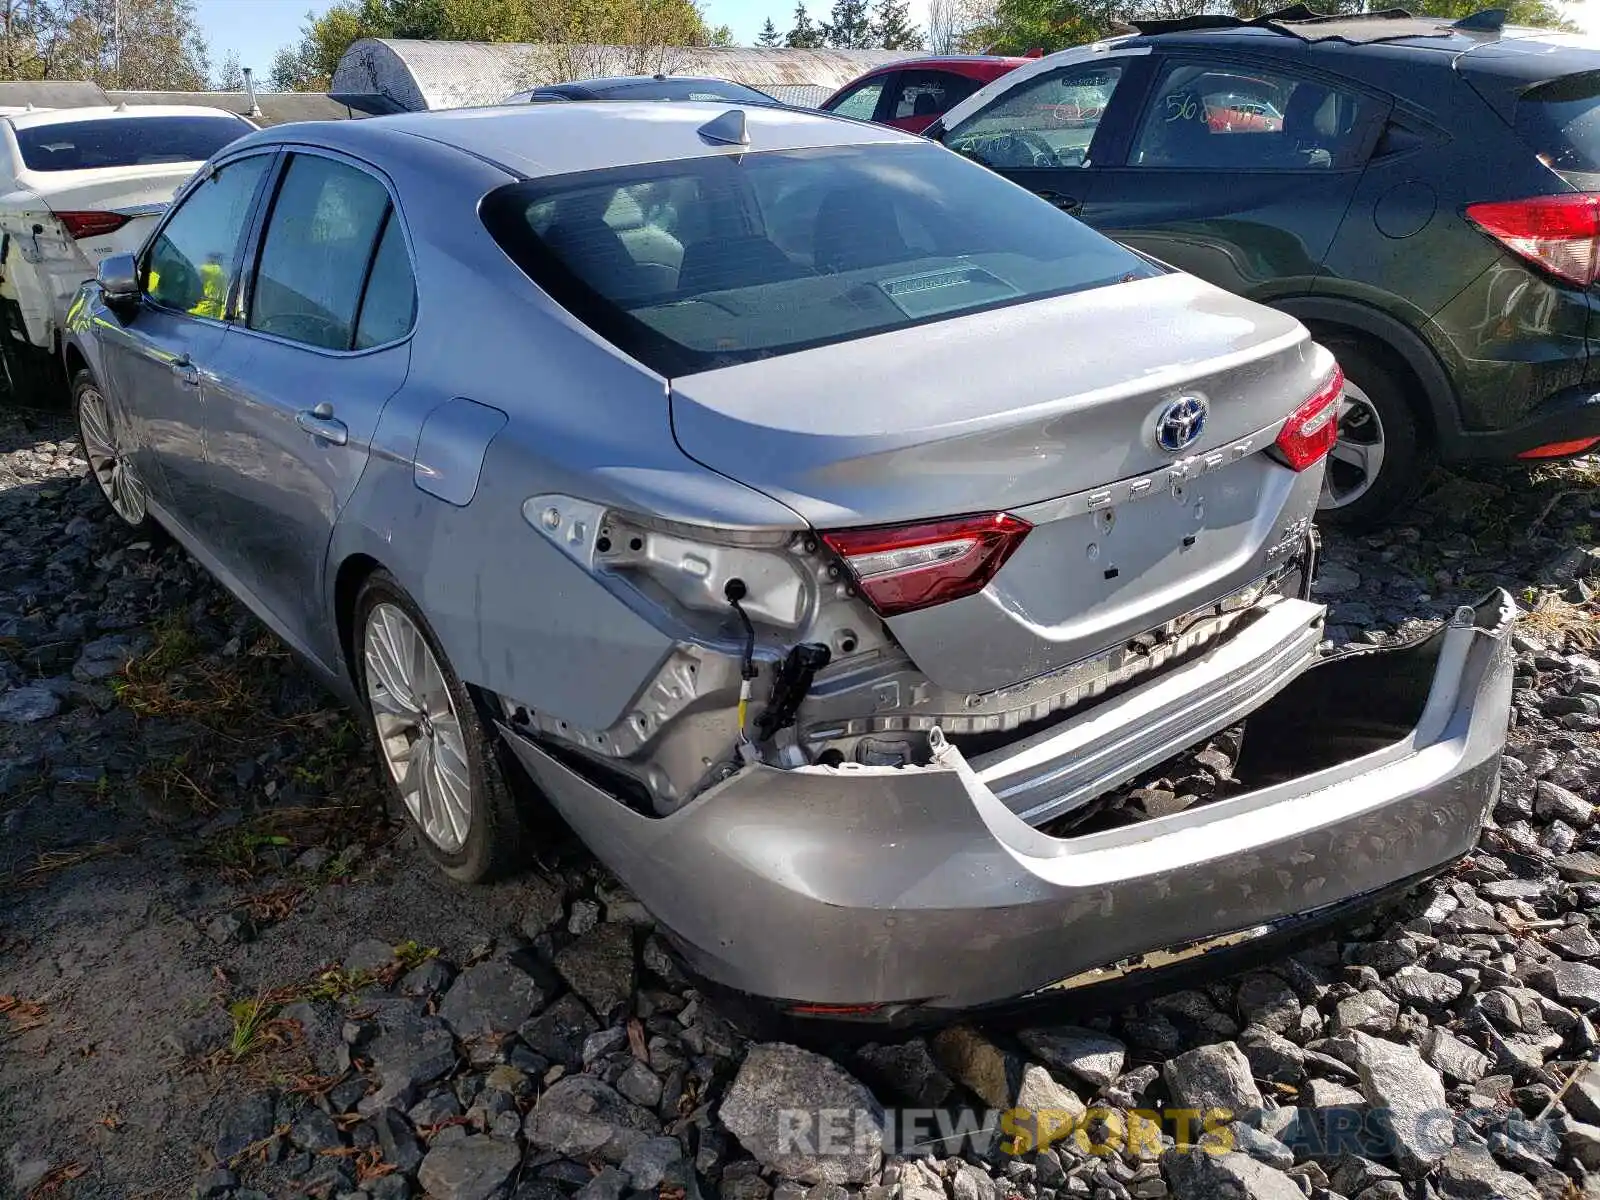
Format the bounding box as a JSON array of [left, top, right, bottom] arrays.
[[481, 142, 1159, 376], [1515, 72, 1600, 173], [355, 212, 417, 349], [1130, 63, 1372, 170], [889, 70, 980, 120], [248, 154, 393, 351], [828, 78, 886, 120], [15, 115, 251, 171]]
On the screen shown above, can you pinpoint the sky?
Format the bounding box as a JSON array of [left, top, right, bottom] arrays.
[[195, 0, 1600, 86]]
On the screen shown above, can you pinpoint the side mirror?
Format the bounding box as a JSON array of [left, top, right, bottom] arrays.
[[97, 252, 139, 305]]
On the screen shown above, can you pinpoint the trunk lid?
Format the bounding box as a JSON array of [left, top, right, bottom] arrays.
[[670, 271, 1332, 694]]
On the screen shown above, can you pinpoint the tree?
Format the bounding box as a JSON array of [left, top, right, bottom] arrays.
[[870, 0, 922, 48], [785, 1, 822, 46], [756, 15, 781, 45], [523, 0, 726, 83], [0, 0, 211, 87], [212, 47, 244, 90], [821, 0, 870, 47]]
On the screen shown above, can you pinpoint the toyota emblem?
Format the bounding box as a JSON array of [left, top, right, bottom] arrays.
[[1155, 395, 1208, 453]]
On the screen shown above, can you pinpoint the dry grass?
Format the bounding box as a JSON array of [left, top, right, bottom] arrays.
[[4, 839, 142, 889], [1519, 591, 1600, 651]]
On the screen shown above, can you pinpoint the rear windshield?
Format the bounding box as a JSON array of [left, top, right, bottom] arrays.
[[481, 142, 1159, 376], [1515, 72, 1600, 173], [15, 115, 252, 172], [598, 79, 778, 104]]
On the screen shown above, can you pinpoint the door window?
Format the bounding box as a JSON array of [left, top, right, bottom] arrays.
[[248, 154, 393, 351], [354, 211, 417, 349], [1130, 62, 1370, 170], [827, 77, 886, 121], [942, 64, 1123, 170], [144, 154, 272, 319], [888, 70, 979, 122]]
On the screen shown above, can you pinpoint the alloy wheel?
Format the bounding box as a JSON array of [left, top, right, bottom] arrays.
[[1320, 380, 1387, 510], [362, 602, 473, 853], [77, 383, 148, 526]]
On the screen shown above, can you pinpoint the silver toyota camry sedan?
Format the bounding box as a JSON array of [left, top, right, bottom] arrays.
[[63, 102, 1514, 1020]]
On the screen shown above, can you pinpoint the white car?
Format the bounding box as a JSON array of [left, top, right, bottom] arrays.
[[0, 105, 255, 387]]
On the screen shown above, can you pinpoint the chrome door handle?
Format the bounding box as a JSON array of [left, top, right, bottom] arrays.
[[296, 403, 348, 446]]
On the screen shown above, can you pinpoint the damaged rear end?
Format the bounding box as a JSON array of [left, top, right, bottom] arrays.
[[482, 129, 1514, 1012]]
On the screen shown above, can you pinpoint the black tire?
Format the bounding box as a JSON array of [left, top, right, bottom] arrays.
[[353, 569, 523, 883], [1315, 337, 1434, 531], [71, 367, 159, 537]]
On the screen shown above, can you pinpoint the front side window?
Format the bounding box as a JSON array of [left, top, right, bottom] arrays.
[[827, 77, 886, 121], [943, 64, 1124, 170], [482, 142, 1159, 376], [248, 154, 393, 351], [1130, 63, 1370, 170], [16, 115, 252, 171], [144, 154, 272, 319]]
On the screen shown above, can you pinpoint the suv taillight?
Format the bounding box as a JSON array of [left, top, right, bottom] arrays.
[[821, 512, 1031, 617], [1274, 366, 1343, 472], [57, 210, 131, 240], [1465, 193, 1600, 287]]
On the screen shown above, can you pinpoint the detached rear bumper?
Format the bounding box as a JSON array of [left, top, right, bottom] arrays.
[[500, 590, 1514, 1013]]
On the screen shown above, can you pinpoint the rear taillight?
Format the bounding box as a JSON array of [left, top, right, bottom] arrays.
[[56, 210, 130, 240], [1465, 193, 1600, 287], [1274, 366, 1344, 472], [821, 512, 1031, 618]]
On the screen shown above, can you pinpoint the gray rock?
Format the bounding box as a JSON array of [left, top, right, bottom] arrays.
[[951, 1162, 997, 1200], [719, 1042, 883, 1185], [399, 958, 454, 998], [525, 1074, 660, 1163], [620, 1135, 683, 1189], [1018, 1027, 1127, 1090], [360, 1013, 457, 1113], [1536, 780, 1595, 826], [70, 633, 140, 682], [1235, 973, 1304, 1037], [1316, 563, 1361, 595], [1434, 1145, 1541, 1200], [574, 1167, 628, 1200], [1162, 1042, 1263, 1117], [1532, 960, 1600, 1009], [289, 1105, 343, 1152], [1334, 990, 1399, 1035], [900, 1159, 947, 1200], [616, 1060, 663, 1108], [1014, 1063, 1087, 1128], [0, 685, 59, 724], [1348, 1033, 1450, 1176], [520, 874, 567, 936], [568, 898, 601, 935], [1555, 851, 1600, 883], [214, 1091, 275, 1161], [1549, 923, 1599, 959], [1386, 969, 1464, 1008], [932, 1025, 1019, 1110], [1229, 1123, 1294, 1170], [1160, 1148, 1303, 1200], [344, 938, 400, 974], [1305, 1078, 1365, 1108], [366, 1109, 423, 1174], [855, 1039, 953, 1107], [1420, 1027, 1492, 1084], [582, 1026, 629, 1065], [438, 960, 549, 1039], [554, 923, 636, 1019], [519, 993, 598, 1068], [416, 1134, 521, 1200], [1564, 1062, 1600, 1124]]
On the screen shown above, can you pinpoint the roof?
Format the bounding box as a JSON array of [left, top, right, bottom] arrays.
[[364, 100, 917, 177], [104, 91, 358, 125], [0, 80, 109, 109], [330, 38, 922, 113], [4, 103, 252, 130]]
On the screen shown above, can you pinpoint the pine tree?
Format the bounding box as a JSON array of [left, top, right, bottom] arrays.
[[756, 16, 782, 45], [869, 0, 922, 48], [821, 0, 870, 48], [785, 1, 823, 47]]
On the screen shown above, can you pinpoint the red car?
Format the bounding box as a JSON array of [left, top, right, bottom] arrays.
[[819, 55, 1035, 133]]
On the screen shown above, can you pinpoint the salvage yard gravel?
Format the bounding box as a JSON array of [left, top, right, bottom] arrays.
[[2, 405, 1599, 1199]]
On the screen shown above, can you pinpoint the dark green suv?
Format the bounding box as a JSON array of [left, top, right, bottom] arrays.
[[930, 8, 1600, 525]]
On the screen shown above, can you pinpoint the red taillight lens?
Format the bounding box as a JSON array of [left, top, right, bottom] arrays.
[[1465, 193, 1600, 287], [821, 512, 1031, 618], [1518, 435, 1600, 460], [56, 210, 130, 240], [1274, 366, 1344, 472]]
